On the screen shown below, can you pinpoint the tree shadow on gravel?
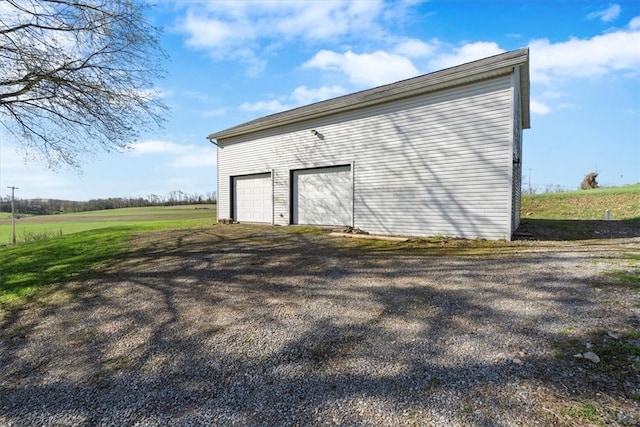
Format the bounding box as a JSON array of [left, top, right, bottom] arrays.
[[516, 218, 640, 241], [1, 225, 638, 426]]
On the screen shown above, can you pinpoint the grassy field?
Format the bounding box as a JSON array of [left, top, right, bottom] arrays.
[[1, 227, 132, 304], [521, 184, 640, 220], [0, 204, 216, 304], [0, 204, 216, 244], [1, 225, 313, 306], [2, 185, 639, 306], [3, 183, 636, 244]]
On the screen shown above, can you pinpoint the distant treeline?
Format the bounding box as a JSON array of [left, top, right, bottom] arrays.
[[0, 191, 216, 215]]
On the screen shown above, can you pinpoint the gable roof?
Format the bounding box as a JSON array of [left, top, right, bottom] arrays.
[[208, 48, 530, 141]]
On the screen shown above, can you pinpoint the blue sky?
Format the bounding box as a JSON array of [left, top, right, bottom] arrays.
[[1, 0, 639, 200]]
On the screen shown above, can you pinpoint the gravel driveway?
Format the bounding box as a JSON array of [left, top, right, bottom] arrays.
[[1, 225, 639, 426]]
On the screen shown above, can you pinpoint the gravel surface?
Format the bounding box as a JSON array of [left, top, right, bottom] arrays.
[[1, 226, 639, 426]]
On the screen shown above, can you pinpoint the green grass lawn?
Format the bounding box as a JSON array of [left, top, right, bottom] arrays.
[[1, 227, 131, 304], [46, 205, 214, 217], [0, 204, 216, 244], [522, 184, 640, 220], [0, 205, 217, 304]]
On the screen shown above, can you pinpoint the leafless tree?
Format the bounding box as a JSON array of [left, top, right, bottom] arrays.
[[0, 0, 167, 169]]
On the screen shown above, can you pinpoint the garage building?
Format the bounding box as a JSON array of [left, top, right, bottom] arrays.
[[207, 48, 530, 240]]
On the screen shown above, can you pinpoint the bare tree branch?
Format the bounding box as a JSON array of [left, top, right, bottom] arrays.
[[0, 0, 167, 170]]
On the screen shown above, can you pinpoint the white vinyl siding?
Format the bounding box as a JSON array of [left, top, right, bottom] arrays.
[[217, 75, 516, 239], [293, 165, 352, 226]]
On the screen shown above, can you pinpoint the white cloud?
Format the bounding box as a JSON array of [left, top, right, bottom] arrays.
[[303, 49, 419, 87], [0, 161, 70, 194], [180, 12, 253, 49], [8, 169, 70, 192], [631, 16, 640, 29], [530, 99, 551, 115], [0, 139, 74, 198], [530, 19, 640, 84], [175, 0, 388, 72], [395, 38, 437, 58], [124, 88, 164, 102], [428, 42, 505, 70], [183, 91, 211, 102], [200, 0, 383, 42], [168, 151, 217, 168], [158, 88, 175, 99], [271, 0, 384, 41], [539, 91, 565, 100], [240, 84, 347, 115], [130, 140, 190, 154], [129, 140, 216, 168], [530, 90, 577, 115], [202, 108, 227, 118], [291, 85, 347, 105], [177, 9, 265, 74], [240, 100, 291, 114], [587, 4, 621, 22]]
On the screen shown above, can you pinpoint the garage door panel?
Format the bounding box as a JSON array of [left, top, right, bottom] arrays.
[[293, 165, 352, 226], [234, 173, 272, 223]]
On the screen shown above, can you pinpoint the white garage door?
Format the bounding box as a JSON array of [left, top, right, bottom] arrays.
[[293, 165, 352, 226], [233, 173, 272, 223]]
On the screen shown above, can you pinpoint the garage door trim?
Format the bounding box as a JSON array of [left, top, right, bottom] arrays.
[[290, 164, 353, 227], [231, 172, 273, 224]]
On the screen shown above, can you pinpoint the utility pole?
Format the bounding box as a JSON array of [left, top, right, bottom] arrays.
[[7, 186, 18, 244]]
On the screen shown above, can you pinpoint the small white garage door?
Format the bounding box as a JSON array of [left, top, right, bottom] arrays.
[[233, 173, 272, 223], [293, 165, 352, 226]]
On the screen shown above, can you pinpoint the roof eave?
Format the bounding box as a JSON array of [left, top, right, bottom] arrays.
[[519, 51, 531, 130], [209, 48, 530, 140]]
